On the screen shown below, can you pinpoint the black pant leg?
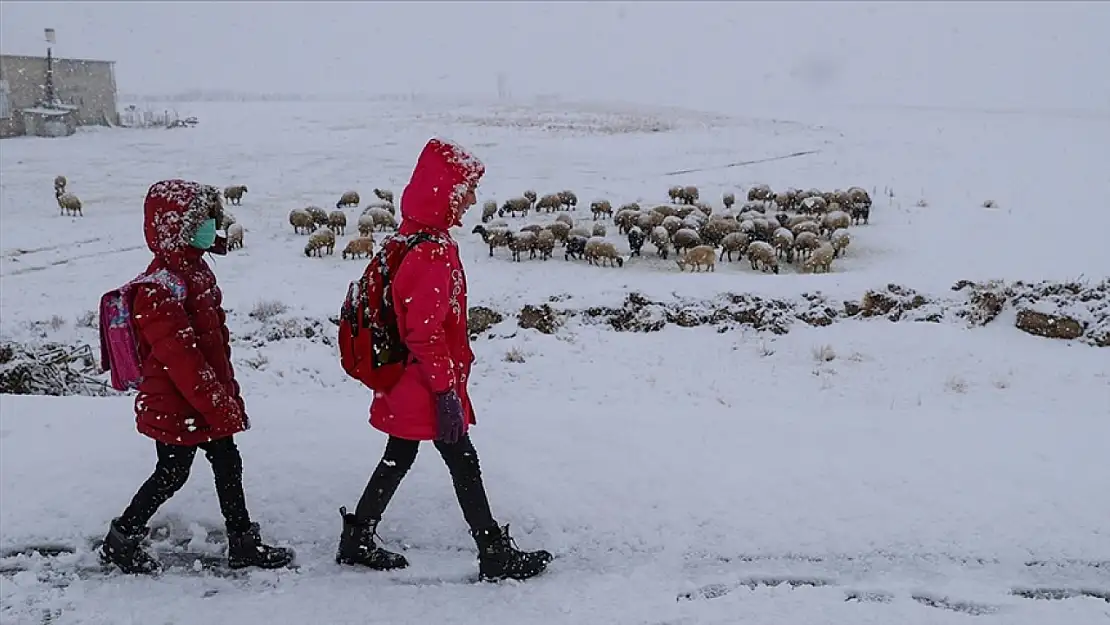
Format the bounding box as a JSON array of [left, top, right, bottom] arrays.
[[118, 442, 198, 532], [198, 437, 252, 534], [434, 434, 497, 531], [354, 436, 420, 523]]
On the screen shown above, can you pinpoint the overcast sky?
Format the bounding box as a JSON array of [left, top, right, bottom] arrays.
[[2, 1, 1107, 112]]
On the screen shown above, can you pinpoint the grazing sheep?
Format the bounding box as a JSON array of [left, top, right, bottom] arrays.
[[590, 199, 613, 220], [554, 213, 575, 228], [740, 201, 766, 215], [671, 228, 702, 255], [357, 213, 376, 237], [793, 231, 821, 260], [651, 204, 679, 218], [336, 190, 360, 209], [800, 196, 828, 215], [591, 223, 607, 237], [699, 216, 739, 247], [568, 226, 592, 241], [482, 200, 498, 223], [361, 207, 396, 231], [226, 223, 245, 250], [638, 211, 665, 232], [751, 218, 777, 242], [803, 243, 835, 273], [558, 190, 578, 209], [56, 191, 82, 216], [775, 188, 800, 212], [342, 236, 375, 259], [648, 226, 671, 259], [219, 210, 237, 231], [223, 185, 248, 205], [660, 215, 684, 236], [668, 186, 684, 203], [304, 205, 329, 228], [676, 245, 716, 272], [373, 188, 394, 204], [791, 220, 821, 238], [627, 225, 645, 257], [327, 210, 348, 235], [830, 228, 851, 258], [584, 237, 624, 267], [772, 227, 795, 263], [615, 208, 641, 234], [534, 229, 556, 260], [519, 224, 543, 236], [546, 222, 571, 246], [472, 224, 512, 257], [786, 214, 813, 229], [718, 232, 749, 262], [290, 208, 314, 234], [746, 240, 779, 274], [365, 199, 394, 212], [618, 202, 641, 214], [821, 210, 851, 235], [681, 185, 700, 205], [536, 193, 562, 213], [722, 192, 736, 209], [499, 196, 530, 218], [564, 235, 588, 261], [53, 175, 67, 193], [304, 227, 336, 257]]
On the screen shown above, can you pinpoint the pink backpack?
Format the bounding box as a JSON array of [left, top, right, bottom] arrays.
[[98, 269, 187, 391]]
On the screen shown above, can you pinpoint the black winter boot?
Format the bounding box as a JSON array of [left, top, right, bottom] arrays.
[[335, 507, 409, 570], [100, 518, 161, 575], [226, 522, 295, 570], [471, 524, 553, 582]]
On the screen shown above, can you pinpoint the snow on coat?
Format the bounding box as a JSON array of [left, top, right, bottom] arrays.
[[369, 138, 485, 441], [131, 179, 249, 446]]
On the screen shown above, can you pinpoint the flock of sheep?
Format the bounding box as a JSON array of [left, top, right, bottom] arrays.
[[470, 184, 873, 274], [286, 188, 397, 260]]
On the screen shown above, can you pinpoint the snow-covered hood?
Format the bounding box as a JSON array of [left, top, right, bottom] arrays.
[[143, 179, 222, 266], [400, 138, 485, 231]]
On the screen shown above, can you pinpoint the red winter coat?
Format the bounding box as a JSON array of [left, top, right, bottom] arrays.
[[131, 179, 249, 446], [369, 138, 486, 441]]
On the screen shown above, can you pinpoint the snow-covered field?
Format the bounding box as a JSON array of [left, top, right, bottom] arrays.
[[1, 96, 1109, 624]]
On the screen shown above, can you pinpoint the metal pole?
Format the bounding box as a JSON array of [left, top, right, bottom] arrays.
[[45, 46, 55, 104]]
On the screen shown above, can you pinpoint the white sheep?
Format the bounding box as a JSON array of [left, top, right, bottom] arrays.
[[472, 224, 512, 257], [328, 210, 348, 235], [821, 210, 851, 235], [304, 205, 329, 228], [746, 240, 779, 274], [791, 220, 821, 238], [801, 196, 828, 215], [584, 237, 624, 267], [226, 223, 245, 250], [357, 213, 376, 237], [304, 227, 336, 257], [649, 226, 671, 259], [830, 228, 850, 258], [772, 227, 795, 263], [568, 225, 592, 240], [676, 245, 716, 272], [803, 243, 835, 273]]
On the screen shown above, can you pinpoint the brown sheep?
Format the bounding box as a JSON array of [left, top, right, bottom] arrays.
[[584, 237, 624, 267], [590, 200, 613, 220], [746, 241, 779, 274], [336, 190, 360, 209], [342, 236, 375, 259], [289, 208, 314, 234], [536, 194, 562, 213], [676, 245, 716, 272], [671, 228, 702, 255], [223, 185, 248, 205]]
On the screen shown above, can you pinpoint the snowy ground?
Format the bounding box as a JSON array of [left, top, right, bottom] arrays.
[[1, 96, 1109, 624]]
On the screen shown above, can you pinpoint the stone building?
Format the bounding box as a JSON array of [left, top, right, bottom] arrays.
[[0, 54, 118, 138]]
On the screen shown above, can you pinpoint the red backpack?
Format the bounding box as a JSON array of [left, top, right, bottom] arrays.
[[338, 232, 446, 392]]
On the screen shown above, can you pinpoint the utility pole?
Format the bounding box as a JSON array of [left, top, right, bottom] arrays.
[[44, 28, 56, 105]]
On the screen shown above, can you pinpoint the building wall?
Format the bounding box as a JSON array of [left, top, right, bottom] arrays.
[[0, 54, 118, 128]]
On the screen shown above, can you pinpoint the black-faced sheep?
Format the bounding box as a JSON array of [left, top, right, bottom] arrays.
[[627, 225, 645, 257], [668, 186, 684, 203], [615, 208, 640, 234], [373, 188, 394, 204], [681, 185, 700, 205], [803, 243, 835, 273], [746, 240, 779, 274], [590, 200, 613, 220], [564, 235, 588, 261], [328, 210, 347, 235], [661, 215, 684, 236], [523, 190, 537, 208], [336, 191, 360, 209], [718, 232, 749, 262], [584, 237, 624, 267], [223, 185, 248, 205], [558, 190, 578, 210], [472, 224, 512, 257], [290, 208, 314, 234], [676, 245, 715, 272], [304, 228, 336, 257], [846, 186, 871, 224], [722, 192, 736, 209], [227, 223, 245, 250], [342, 236, 375, 259], [53, 175, 67, 194]]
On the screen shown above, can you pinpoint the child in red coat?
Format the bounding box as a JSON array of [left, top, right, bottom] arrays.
[[100, 180, 292, 574]]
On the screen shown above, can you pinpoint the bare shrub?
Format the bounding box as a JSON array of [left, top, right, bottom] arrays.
[[504, 347, 526, 363], [250, 299, 289, 321]]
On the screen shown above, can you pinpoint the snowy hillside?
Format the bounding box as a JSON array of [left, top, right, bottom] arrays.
[[1, 96, 1109, 625]]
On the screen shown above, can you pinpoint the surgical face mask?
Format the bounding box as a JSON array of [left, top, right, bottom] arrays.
[[190, 218, 218, 250]]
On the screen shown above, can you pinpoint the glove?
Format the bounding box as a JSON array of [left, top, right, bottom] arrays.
[[435, 389, 465, 444]]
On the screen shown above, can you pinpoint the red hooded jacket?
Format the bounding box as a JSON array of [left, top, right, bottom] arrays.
[[369, 138, 486, 441], [131, 180, 249, 446]]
